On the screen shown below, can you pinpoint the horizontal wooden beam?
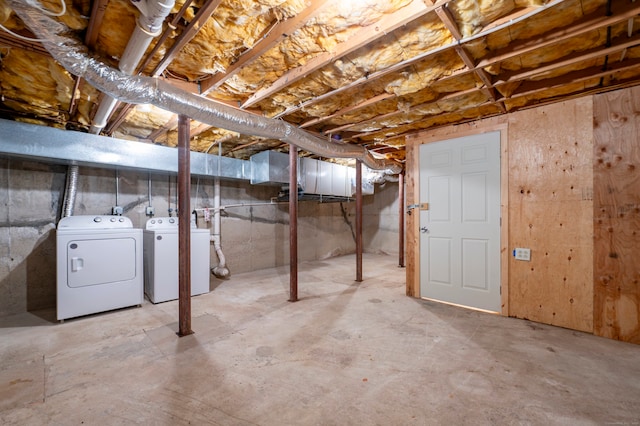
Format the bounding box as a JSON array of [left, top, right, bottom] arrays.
[[242, 0, 451, 108], [200, 0, 333, 95], [325, 87, 478, 134], [494, 32, 640, 86], [509, 58, 640, 99], [300, 93, 394, 129], [151, 0, 224, 77], [276, 1, 640, 122], [349, 56, 640, 142]]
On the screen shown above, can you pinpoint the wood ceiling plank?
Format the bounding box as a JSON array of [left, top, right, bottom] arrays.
[[67, 0, 107, 118], [478, 2, 640, 69], [241, 0, 452, 108], [277, 1, 640, 120], [105, 102, 131, 134], [200, 0, 334, 95], [230, 140, 263, 152], [348, 59, 640, 143], [337, 38, 639, 139], [340, 3, 640, 135], [494, 33, 640, 86], [274, 0, 564, 118], [325, 87, 478, 134], [148, 116, 179, 141], [434, 4, 462, 40], [85, 0, 108, 47], [508, 58, 640, 100], [300, 93, 394, 128], [151, 0, 224, 76], [136, 0, 196, 74], [348, 100, 496, 140], [0, 33, 48, 55]]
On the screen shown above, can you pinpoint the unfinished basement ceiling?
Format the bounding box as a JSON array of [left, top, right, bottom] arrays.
[[1, 0, 640, 165]]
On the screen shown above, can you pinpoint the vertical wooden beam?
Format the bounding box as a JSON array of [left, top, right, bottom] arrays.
[[398, 172, 405, 268], [593, 87, 640, 344], [356, 160, 363, 282], [499, 128, 509, 316], [289, 145, 298, 302], [177, 114, 193, 337], [404, 139, 419, 297]]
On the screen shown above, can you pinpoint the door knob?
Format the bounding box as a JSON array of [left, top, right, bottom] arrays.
[[420, 227, 429, 233]]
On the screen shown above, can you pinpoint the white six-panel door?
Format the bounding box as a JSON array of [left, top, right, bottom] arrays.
[[419, 131, 501, 312]]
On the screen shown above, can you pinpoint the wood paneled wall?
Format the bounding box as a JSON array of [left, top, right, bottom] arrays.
[[508, 99, 594, 332], [593, 87, 640, 343], [406, 89, 640, 342]]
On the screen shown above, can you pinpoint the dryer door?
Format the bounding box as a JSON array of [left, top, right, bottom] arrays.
[[66, 237, 137, 287]]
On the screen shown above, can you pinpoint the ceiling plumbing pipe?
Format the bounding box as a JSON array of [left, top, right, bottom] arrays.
[[8, 0, 402, 175], [89, 0, 175, 134]]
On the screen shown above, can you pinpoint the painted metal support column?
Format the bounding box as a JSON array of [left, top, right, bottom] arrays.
[[289, 145, 298, 302], [399, 172, 405, 268], [177, 114, 193, 336], [356, 160, 363, 282]]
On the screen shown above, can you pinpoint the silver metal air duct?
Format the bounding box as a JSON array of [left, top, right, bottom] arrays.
[[7, 0, 402, 174], [61, 164, 79, 217]]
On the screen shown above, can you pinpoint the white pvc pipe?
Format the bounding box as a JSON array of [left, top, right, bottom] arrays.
[[89, 0, 175, 135], [211, 176, 229, 278]]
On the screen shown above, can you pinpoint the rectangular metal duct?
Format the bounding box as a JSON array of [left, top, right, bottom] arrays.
[[250, 150, 291, 185], [300, 157, 353, 197], [249, 150, 373, 197], [0, 119, 250, 180]]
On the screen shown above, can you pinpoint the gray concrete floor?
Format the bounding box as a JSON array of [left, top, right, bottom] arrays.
[[1, 254, 639, 425]]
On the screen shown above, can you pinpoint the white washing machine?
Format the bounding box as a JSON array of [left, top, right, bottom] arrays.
[[56, 215, 143, 321], [143, 217, 210, 304]]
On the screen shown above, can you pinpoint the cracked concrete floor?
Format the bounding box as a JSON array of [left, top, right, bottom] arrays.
[[1, 254, 639, 425]]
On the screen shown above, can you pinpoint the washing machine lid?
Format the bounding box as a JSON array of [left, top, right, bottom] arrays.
[[58, 215, 133, 230], [145, 217, 197, 230]]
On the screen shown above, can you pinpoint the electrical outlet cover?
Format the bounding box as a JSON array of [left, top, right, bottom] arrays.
[[513, 248, 531, 261]]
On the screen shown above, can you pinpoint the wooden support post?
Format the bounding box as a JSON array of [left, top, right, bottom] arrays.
[[289, 145, 298, 302], [177, 114, 193, 337], [356, 160, 363, 282], [399, 172, 405, 268]]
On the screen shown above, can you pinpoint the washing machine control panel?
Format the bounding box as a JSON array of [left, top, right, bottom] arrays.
[[145, 217, 198, 230], [58, 215, 133, 229]]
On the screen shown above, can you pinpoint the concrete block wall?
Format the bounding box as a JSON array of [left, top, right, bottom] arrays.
[[0, 158, 400, 317]]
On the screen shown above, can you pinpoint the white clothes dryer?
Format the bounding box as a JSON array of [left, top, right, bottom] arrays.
[[56, 215, 143, 321], [143, 217, 210, 304]]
